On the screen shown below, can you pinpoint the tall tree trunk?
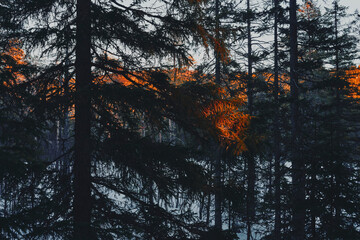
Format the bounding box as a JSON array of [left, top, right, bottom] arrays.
[[333, 2, 341, 236], [246, 0, 253, 114], [214, 147, 222, 230], [206, 189, 211, 226], [73, 0, 92, 239], [310, 115, 318, 239], [214, 0, 222, 230], [206, 162, 212, 227], [273, 0, 281, 238], [62, 28, 71, 177], [290, 0, 305, 239], [246, 1, 255, 239], [246, 153, 255, 240]]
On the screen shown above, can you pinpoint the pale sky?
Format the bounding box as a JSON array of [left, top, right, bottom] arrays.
[[312, 0, 360, 13], [343, 0, 360, 10]]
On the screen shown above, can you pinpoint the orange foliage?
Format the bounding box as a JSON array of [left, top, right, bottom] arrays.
[[6, 43, 26, 65], [298, 1, 319, 19], [99, 66, 250, 154], [345, 66, 360, 99], [195, 24, 230, 64], [1, 43, 250, 154], [203, 100, 249, 154], [196, 24, 210, 50], [1, 40, 27, 85], [213, 38, 230, 64], [261, 72, 290, 93], [201, 86, 250, 155]]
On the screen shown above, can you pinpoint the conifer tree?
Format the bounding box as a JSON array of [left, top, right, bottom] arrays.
[[308, 1, 360, 238], [272, 0, 281, 238], [289, 1, 306, 239], [2, 0, 360, 239], [2, 0, 252, 239], [244, 1, 256, 239], [3, 0, 214, 238]]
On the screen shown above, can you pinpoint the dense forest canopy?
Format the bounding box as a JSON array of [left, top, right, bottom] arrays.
[[1, 0, 360, 239]]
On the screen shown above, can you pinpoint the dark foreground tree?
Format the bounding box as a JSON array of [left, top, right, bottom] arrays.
[[2, 0, 251, 239]]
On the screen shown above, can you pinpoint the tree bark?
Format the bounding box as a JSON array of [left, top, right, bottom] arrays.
[[214, 147, 222, 230], [246, 1, 255, 239], [73, 0, 92, 239], [290, 0, 305, 239], [214, 0, 222, 231], [333, 2, 341, 237], [273, 0, 281, 238], [246, 0, 253, 115]]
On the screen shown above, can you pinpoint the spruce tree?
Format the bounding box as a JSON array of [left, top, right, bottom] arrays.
[[3, 0, 251, 239]]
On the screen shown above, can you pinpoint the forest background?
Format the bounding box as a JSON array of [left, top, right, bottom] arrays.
[[1, 0, 360, 239]]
